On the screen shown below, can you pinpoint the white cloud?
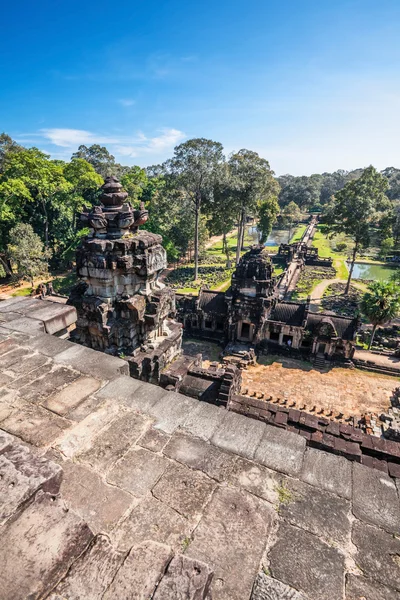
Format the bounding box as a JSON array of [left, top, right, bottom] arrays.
[[118, 99, 135, 107], [29, 127, 186, 162]]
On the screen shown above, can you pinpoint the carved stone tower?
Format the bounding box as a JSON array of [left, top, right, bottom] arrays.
[[68, 176, 182, 382]]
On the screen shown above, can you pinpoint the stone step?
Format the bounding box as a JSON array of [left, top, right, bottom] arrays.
[[0, 491, 93, 600], [0, 432, 63, 525]]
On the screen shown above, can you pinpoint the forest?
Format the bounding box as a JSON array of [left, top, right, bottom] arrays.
[[1, 132, 400, 288]]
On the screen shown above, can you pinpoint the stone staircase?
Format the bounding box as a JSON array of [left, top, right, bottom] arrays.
[[0, 430, 213, 600], [314, 355, 328, 370]]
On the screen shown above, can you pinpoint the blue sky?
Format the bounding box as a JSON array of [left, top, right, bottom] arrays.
[[1, 0, 400, 175]]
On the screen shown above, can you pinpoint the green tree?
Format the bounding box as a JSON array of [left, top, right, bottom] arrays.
[[325, 166, 390, 294], [257, 195, 280, 244], [2, 148, 72, 250], [282, 201, 301, 242], [71, 144, 118, 179], [0, 133, 23, 174], [360, 281, 400, 349], [121, 166, 148, 204], [227, 150, 279, 264], [7, 223, 51, 286], [163, 138, 224, 279], [380, 237, 394, 260], [277, 174, 321, 210], [63, 158, 103, 228]]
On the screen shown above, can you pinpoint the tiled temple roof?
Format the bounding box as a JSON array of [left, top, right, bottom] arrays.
[[198, 290, 227, 316], [269, 302, 307, 326]]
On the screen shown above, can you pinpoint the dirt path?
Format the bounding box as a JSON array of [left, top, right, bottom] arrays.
[[310, 278, 342, 302]]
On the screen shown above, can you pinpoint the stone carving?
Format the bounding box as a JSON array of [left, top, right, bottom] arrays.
[[68, 177, 182, 382]]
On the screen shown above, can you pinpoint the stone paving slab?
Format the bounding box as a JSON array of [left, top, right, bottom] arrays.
[[278, 477, 351, 545], [7, 362, 54, 390], [48, 534, 127, 600], [352, 520, 400, 592], [152, 462, 216, 520], [147, 391, 198, 434], [103, 540, 173, 600], [228, 456, 282, 505], [77, 410, 149, 473], [269, 521, 345, 600], [112, 494, 189, 552], [24, 302, 76, 334], [0, 441, 62, 524], [345, 573, 400, 600], [300, 447, 352, 499], [19, 365, 81, 403], [1, 397, 71, 447], [251, 573, 309, 600], [107, 447, 169, 496], [352, 462, 400, 534], [0, 491, 93, 600], [94, 375, 145, 406], [53, 344, 129, 379], [187, 486, 276, 600], [210, 410, 266, 460], [47, 452, 134, 534], [43, 376, 102, 416], [153, 554, 214, 600], [255, 425, 306, 476], [182, 401, 227, 441], [2, 316, 45, 334], [164, 432, 236, 482], [138, 425, 171, 452]]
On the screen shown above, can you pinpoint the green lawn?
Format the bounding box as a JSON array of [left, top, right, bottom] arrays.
[[311, 226, 351, 280], [11, 287, 32, 297], [290, 224, 307, 243]]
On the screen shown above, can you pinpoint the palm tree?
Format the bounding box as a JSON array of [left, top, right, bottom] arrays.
[[360, 281, 400, 349]]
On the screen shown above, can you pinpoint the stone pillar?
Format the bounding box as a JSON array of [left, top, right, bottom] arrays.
[[278, 331, 284, 346]]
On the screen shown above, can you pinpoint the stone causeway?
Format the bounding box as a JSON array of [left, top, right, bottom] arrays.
[[0, 300, 399, 599]]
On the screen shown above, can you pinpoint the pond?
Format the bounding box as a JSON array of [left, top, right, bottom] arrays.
[[248, 226, 291, 247], [346, 262, 395, 281]]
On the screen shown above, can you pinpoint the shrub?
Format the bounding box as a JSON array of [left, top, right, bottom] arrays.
[[335, 242, 347, 252]]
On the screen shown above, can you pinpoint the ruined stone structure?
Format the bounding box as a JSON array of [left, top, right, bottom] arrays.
[[176, 244, 357, 361], [68, 177, 182, 382]]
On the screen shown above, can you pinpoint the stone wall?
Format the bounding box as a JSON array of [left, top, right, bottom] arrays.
[[229, 394, 400, 477]]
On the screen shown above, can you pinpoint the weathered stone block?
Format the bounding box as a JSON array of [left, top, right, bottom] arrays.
[[187, 486, 276, 600], [152, 462, 216, 520], [153, 555, 213, 600], [0, 491, 93, 600], [352, 520, 400, 591], [182, 401, 228, 441], [77, 410, 149, 473], [300, 448, 352, 499], [53, 344, 129, 379], [20, 366, 81, 403], [1, 398, 71, 447], [147, 391, 198, 434], [269, 522, 345, 600], [47, 453, 134, 534], [278, 477, 351, 545], [43, 376, 102, 416], [164, 432, 235, 481], [0, 443, 62, 524], [254, 425, 306, 476], [107, 447, 169, 495], [345, 573, 399, 600], [211, 410, 266, 460], [229, 456, 282, 504], [112, 495, 189, 552], [48, 535, 126, 600], [138, 426, 171, 452], [103, 541, 173, 600], [251, 573, 308, 600], [352, 462, 400, 534]]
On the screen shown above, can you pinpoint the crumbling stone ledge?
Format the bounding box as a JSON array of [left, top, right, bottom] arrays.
[[228, 394, 400, 477]]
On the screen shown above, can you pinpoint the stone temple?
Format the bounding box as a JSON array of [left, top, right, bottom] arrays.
[[68, 177, 182, 383]]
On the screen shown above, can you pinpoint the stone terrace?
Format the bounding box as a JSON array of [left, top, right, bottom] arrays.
[[0, 306, 400, 599]]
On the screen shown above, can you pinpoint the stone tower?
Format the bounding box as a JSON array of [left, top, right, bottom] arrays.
[[68, 176, 182, 382]]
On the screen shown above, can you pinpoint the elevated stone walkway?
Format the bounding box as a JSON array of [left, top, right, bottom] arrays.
[[0, 301, 399, 599]]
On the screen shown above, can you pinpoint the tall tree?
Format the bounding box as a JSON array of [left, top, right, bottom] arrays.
[[121, 166, 148, 205], [63, 158, 103, 229], [206, 165, 238, 266], [7, 223, 50, 286], [257, 195, 280, 244], [282, 201, 301, 242], [2, 148, 71, 250], [325, 166, 390, 294], [0, 133, 23, 174], [360, 281, 400, 348], [163, 138, 224, 279], [71, 144, 118, 179], [227, 150, 279, 264]]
